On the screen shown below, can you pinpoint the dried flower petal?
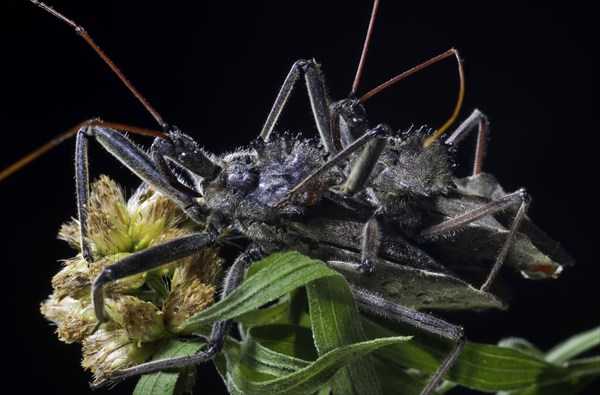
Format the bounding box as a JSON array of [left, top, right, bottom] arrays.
[[40, 295, 97, 343], [105, 296, 165, 344], [82, 328, 155, 385], [44, 175, 221, 386]]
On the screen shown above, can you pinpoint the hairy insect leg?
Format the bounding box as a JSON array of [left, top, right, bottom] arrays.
[[276, 124, 389, 206], [260, 59, 335, 153], [358, 217, 381, 273], [420, 189, 531, 292], [109, 245, 262, 381], [341, 130, 388, 196], [352, 289, 465, 395], [263, 59, 393, 197], [92, 232, 218, 322], [444, 109, 489, 176], [75, 122, 206, 258], [150, 128, 221, 197], [327, 215, 383, 273]]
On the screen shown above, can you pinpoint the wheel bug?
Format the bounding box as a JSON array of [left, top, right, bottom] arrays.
[[1, 0, 576, 395]]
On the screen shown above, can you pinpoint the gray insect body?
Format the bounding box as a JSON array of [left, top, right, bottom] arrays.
[[362, 130, 569, 282], [206, 133, 339, 222], [171, 123, 565, 314]]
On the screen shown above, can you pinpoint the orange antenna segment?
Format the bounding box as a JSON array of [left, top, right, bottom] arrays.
[[422, 50, 465, 148], [351, 0, 381, 96], [0, 120, 164, 181], [358, 49, 465, 148], [30, 0, 167, 129]]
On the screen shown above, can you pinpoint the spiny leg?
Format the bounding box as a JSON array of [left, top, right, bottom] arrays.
[[75, 122, 207, 259], [444, 109, 489, 176], [260, 59, 335, 153], [340, 133, 388, 196], [109, 245, 262, 380], [151, 128, 221, 197], [92, 232, 218, 322], [327, 214, 464, 393], [359, 217, 381, 273], [420, 189, 531, 292], [276, 124, 389, 207], [352, 289, 465, 395]]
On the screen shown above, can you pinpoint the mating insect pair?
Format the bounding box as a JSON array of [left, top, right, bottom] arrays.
[[2, 0, 574, 394]]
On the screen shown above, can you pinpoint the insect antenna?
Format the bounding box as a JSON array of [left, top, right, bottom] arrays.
[[349, 0, 466, 149], [1, 1, 170, 181], [0, 120, 164, 182], [359, 49, 465, 148], [29, 0, 167, 129], [350, 0, 381, 97]]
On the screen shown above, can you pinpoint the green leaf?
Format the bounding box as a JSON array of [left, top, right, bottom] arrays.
[[371, 356, 430, 395], [182, 252, 341, 329], [239, 325, 315, 377], [364, 318, 600, 393], [215, 339, 244, 395], [545, 326, 600, 364], [363, 317, 556, 390], [498, 337, 546, 360], [131, 251, 598, 395], [498, 356, 600, 395], [307, 276, 384, 395], [190, 251, 411, 394], [133, 337, 205, 395], [232, 336, 408, 395], [237, 299, 292, 327]]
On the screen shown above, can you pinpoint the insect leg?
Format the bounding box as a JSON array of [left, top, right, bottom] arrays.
[[109, 245, 262, 380], [260, 59, 335, 153], [259, 56, 390, 195], [75, 122, 206, 258], [340, 133, 388, 196], [359, 217, 381, 273], [276, 124, 389, 206], [352, 289, 464, 395], [444, 109, 489, 176], [92, 232, 217, 322], [150, 128, 221, 197], [420, 189, 531, 292]]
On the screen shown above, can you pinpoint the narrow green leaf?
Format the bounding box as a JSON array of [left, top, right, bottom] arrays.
[[362, 317, 455, 375], [307, 276, 383, 395], [232, 336, 408, 395], [237, 299, 292, 327], [183, 252, 340, 329], [133, 338, 205, 395], [316, 386, 332, 395], [545, 326, 600, 364], [365, 318, 600, 393], [216, 339, 244, 395], [498, 337, 545, 360], [237, 290, 312, 335], [239, 324, 315, 377], [363, 318, 559, 391], [372, 356, 428, 395], [498, 356, 600, 395]]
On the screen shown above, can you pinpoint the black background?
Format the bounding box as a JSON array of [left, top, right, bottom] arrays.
[[0, 1, 597, 394]]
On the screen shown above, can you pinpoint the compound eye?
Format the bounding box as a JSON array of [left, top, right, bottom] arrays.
[[227, 168, 259, 192]]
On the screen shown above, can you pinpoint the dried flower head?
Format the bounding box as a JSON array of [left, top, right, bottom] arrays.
[[41, 175, 223, 386]]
